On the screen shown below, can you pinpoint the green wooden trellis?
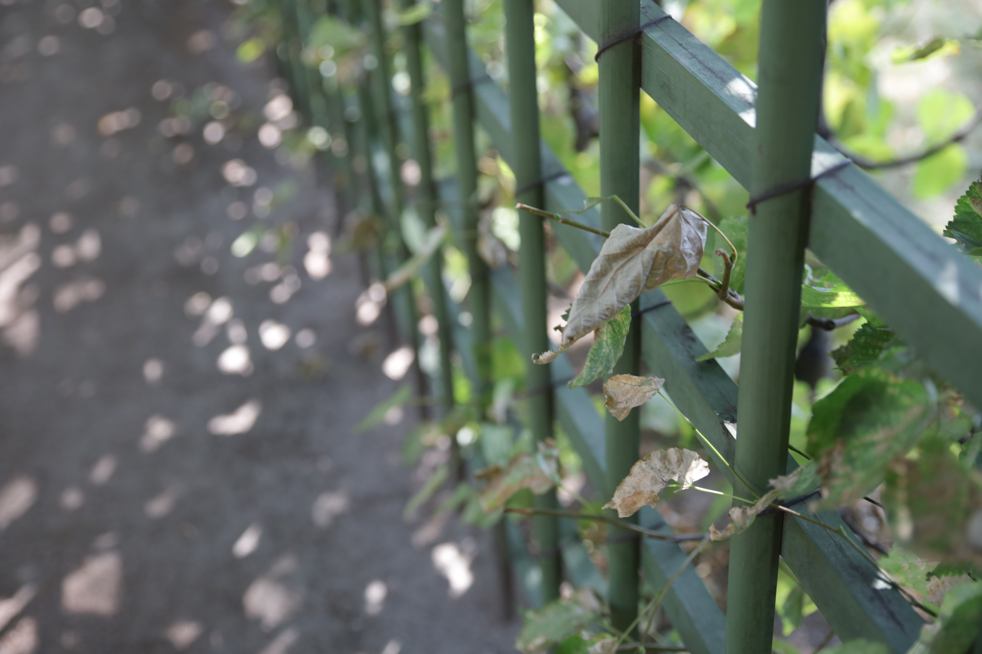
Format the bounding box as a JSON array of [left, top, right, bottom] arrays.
[[275, 0, 982, 652]]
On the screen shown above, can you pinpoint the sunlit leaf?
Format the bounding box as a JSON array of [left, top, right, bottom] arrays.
[[476, 443, 559, 512], [697, 312, 743, 361], [800, 270, 864, 309], [917, 89, 975, 142], [236, 37, 265, 63], [807, 368, 932, 508], [891, 38, 960, 64], [943, 175, 982, 264], [515, 589, 601, 654], [534, 204, 707, 364], [383, 225, 447, 292], [603, 447, 709, 518], [568, 307, 632, 388], [602, 374, 665, 422], [354, 384, 412, 432], [912, 145, 967, 199], [907, 581, 982, 654]]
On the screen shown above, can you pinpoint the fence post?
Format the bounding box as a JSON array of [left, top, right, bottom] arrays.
[[364, 0, 430, 419], [398, 2, 457, 423], [444, 0, 492, 418], [599, 0, 641, 635], [504, 0, 561, 605], [725, 3, 827, 653]]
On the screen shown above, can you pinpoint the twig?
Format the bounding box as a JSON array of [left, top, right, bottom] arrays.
[[516, 203, 610, 238], [639, 539, 710, 648], [617, 645, 688, 653], [503, 507, 705, 542], [804, 313, 860, 331], [824, 107, 982, 170], [696, 268, 744, 310], [714, 249, 733, 302], [813, 628, 836, 653]]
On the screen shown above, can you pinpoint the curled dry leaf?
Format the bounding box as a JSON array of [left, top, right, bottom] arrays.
[[476, 445, 558, 512], [533, 204, 707, 364], [603, 448, 709, 518], [587, 636, 617, 654], [382, 225, 447, 292], [603, 374, 665, 421], [709, 489, 780, 542]]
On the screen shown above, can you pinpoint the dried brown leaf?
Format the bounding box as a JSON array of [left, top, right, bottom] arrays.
[[477, 447, 558, 512], [533, 204, 707, 364], [602, 447, 709, 518], [709, 489, 780, 541], [603, 374, 665, 421]]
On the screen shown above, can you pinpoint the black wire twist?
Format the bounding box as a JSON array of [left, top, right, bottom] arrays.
[[594, 14, 673, 63], [745, 158, 852, 215]]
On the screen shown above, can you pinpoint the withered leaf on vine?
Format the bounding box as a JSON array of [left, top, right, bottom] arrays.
[[603, 447, 709, 518], [476, 442, 559, 512], [603, 374, 665, 421], [533, 204, 707, 364]]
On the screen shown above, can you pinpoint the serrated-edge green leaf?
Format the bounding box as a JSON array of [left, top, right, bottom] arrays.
[[943, 176, 982, 254], [568, 306, 631, 388], [698, 312, 743, 361]]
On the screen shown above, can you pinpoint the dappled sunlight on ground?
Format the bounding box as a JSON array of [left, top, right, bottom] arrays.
[[0, 0, 521, 651]]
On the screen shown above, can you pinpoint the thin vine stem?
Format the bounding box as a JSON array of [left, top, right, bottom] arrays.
[[502, 507, 705, 542], [516, 203, 610, 238], [656, 391, 759, 499], [638, 538, 710, 649]]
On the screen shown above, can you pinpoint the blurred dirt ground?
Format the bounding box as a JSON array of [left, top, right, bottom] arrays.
[[0, 0, 519, 652]]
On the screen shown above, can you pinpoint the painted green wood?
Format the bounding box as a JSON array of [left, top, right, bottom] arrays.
[[363, 0, 429, 418], [554, 0, 982, 413], [419, 17, 919, 650], [399, 0, 456, 418], [726, 5, 827, 653], [444, 0, 492, 412], [598, 0, 642, 635], [504, 0, 560, 604], [435, 176, 725, 654]]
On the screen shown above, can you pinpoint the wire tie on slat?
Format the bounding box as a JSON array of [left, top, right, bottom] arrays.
[[514, 170, 573, 197], [745, 158, 852, 215], [594, 14, 673, 63], [451, 74, 493, 98]]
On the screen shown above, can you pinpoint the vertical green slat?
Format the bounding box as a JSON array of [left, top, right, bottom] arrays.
[[444, 0, 492, 410], [399, 0, 456, 419], [724, 3, 827, 653], [364, 0, 429, 417], [599, 1, 641, 635], [504, 0, 560, 604]]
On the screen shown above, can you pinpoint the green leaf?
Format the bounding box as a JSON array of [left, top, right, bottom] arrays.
[[891, 38, 960, 64], [555, 635, 589, 654], [917, 89, 975, 142], [236, 37, 266, 64], [907, 582, 982, 654], [394, 1, 432, 25], [877, 546, 932, 597], [515, 589, 601, 654], [806, 368, 932, 508], [944, 175, 982, 257], [402, 463, 448, 520], [884, 436, 982, 566], [308, 15, 365, 54], [800, 270, 864, 309], [830, 322, 899, 372], [698, 312, 743, 360], [716, 216, 747, 294], [568, 306, 631, 388], [912, 144, 967, 199], [354, 384, 412, 432]]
